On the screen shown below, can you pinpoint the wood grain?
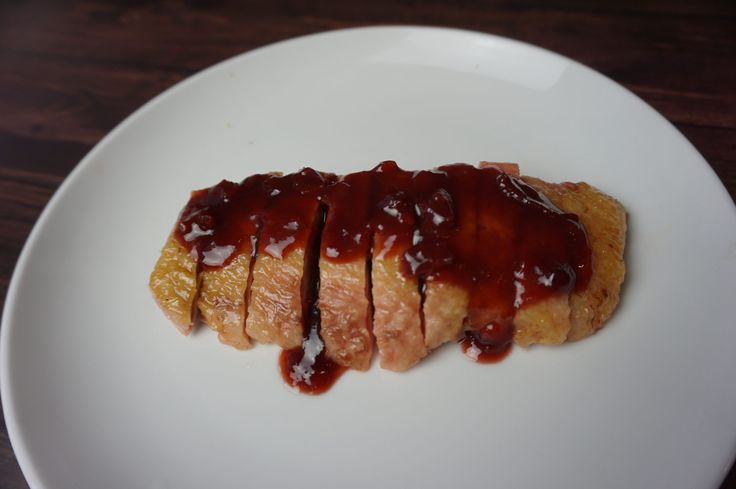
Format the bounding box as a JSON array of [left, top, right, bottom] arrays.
[[0, 1, 734, 488]]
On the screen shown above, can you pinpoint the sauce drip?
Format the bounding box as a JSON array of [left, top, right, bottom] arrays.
[[279, 302, 347, 395], [175, 174, 271, 268], [459, 322, 514, 363], [280, 204, 346, 394], [173, 162, 592, 393]]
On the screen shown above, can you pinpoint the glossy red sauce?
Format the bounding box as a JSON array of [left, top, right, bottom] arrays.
[[257, 169, 335, 259], [459, 322, 514, 363], [174, 162, 591, 393], [279, 302, 347, 395], [280, 204, 346, 394], [175, 169, 335, 268], [320, 169, 373, 260], [175, 174, 270, 269]]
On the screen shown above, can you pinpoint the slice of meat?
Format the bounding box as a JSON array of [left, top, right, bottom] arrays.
[[197, 252, 253, 349], [521, 177, 627, 341], [246, 250, 305, 348], [419, 163, 519, 350], [467, 167, 522, 329], [149, 232, 199, 335], [319, 172, 374, 371], [182, 174, 272, 349], [370, 162, 427, 371], [245, 169, 328, 349], [150, 162, 626, 389], [372, 250, 425, 371], [415, 164, 477, 350], [319, 259, 373, 369], [513, 294, 571, 346], [480, 163, 577, 347], [422, 278, 468, 349], [467, 167, 588, 349]]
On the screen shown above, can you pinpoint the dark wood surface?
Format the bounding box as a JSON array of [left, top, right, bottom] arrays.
[[1, 1, 734, 487]]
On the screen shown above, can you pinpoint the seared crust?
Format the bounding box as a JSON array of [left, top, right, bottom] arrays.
[[149, 232, 199, 335], [521, 177, 627, 342]]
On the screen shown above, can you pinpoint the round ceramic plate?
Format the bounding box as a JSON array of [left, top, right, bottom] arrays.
[[2, 27, 735, 489]]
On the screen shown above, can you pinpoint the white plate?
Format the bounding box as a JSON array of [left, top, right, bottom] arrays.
[[2, 26, 736, 489]]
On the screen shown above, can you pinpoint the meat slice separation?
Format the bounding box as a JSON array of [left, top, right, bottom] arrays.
[[149, 161, 626, 394], [245, 169, 330, 349], [318, 170, 374, 370], [370, 162, 427, 371]]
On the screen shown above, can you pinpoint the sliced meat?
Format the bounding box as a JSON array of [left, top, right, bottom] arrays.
[[415, 165, 477, 351], [472, 161, 528, 341], [422, 278, 468, 349], [513, 294, 571, 346], [319, 172, 374, 371], [370, 162, 427, 371], [149, 232, 199, 335], [372, 249, 425, 371], [467, 167, 594, 349], [245, 169, 328, 349], [467, 167, 522, 329], [507, 175, 576, 346], [246, 251, 305, 348], [184, 174, 272, 349], [150, 162, 626, 385], [521, 177, 627, 341], [198, 252, 253, 349], [319, 259, 373, 370]]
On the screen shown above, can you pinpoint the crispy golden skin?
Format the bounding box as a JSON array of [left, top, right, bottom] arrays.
[[522, 177, 627, 342], [198, 252, 253, 350], [149, 233, 199, 335]]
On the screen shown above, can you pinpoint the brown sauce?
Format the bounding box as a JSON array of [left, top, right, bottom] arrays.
[[175, 174, 271, 268], [257, 169, 335, 260], [279, 303, 347, 395], [320, 169, 374, 260], [280, 204, 346, 394], [459, 322, 514, 363], [174, 162, 592, 393]]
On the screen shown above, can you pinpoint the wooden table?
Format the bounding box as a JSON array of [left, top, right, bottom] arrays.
[[1, 1, 734, 487]]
